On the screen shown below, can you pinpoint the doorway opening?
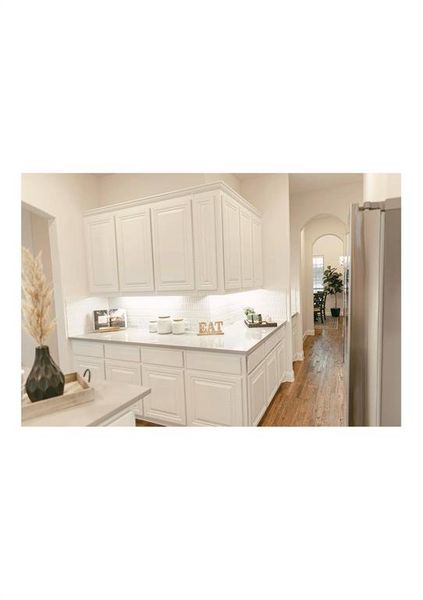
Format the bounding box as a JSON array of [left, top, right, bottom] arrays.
[[21, 204, 65, 370]]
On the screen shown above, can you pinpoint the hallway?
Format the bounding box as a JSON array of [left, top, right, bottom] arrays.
[[260, 318, 345, 426]]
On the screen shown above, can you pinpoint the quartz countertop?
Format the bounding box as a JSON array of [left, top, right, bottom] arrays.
[[22, 381, 151, 427], [69, 320, 287, 355]]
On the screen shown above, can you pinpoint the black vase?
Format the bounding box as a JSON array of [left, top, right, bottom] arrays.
[[330, 308, 341, 317], [25, 345, 65, 402]]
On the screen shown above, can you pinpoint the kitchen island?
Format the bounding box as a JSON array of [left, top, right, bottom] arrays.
[[68, 321, 291, 427], [23, 381, 151, 427]]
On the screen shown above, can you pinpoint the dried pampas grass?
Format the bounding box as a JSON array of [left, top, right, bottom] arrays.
[[22, 247, 56, 346]]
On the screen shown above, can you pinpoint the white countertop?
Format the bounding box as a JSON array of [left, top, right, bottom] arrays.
[[22, 381, 151, 427], [69, 320, 287, 354]]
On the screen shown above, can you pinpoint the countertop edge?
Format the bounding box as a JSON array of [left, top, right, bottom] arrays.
[[68, 321, 288, 355], [89, 388, 150, 426]]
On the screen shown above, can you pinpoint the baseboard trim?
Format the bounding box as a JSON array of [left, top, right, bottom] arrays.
[[284, 370, 295, 382], [293, 351, 304, 361], [303, 329, 315, 339]]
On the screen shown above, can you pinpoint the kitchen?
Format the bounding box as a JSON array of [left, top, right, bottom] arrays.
[[21, 172, 401, 426]]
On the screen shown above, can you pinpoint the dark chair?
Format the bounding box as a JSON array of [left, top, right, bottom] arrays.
[[313, 291, 326, 324]]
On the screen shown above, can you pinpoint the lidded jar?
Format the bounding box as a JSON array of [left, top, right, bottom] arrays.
[[157, 316, 172, 334], [172, 318, 185, 335]]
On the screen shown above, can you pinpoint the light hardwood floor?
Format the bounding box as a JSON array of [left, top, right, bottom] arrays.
[[259, 317, 345, 426]]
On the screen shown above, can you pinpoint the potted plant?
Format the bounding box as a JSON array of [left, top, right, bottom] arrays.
[[323, 265, 344, 317]]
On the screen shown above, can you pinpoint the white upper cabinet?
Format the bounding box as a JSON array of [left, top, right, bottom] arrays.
[[192, 191, 219, 291], [84, 214, 119, 293], [151, 196, 195, 291], [83, 183, 262, 296], [252, 217, 263, 288], [222, 194, 242, 289], [115, 206, 154, 292], [240, 210, 254, 289]]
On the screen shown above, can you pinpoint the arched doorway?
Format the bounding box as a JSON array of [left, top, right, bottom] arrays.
[[300, 214, 347, 336]]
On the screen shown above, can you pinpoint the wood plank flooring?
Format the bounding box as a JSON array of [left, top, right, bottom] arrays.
[[259, 317, 345, 426]]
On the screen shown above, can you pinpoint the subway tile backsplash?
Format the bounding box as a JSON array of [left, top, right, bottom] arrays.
[[65, 289, 288, 335]]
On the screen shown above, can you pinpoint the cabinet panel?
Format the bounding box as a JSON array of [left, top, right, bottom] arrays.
[[248, 362, 267, 426], [222, 195, 241, 289], [186, 371, 243, 426], [266, 347, 280, 405], [74, 355, 105, 383], [115, 206, 154, 292], [252, 218, 263, 288], [185, 351, 242, 375], [84, 215, 119, 293], [192, 191, 219, 291], [240, 211, 254, 289], [276, 337, 287, 384], [105, 359, 142, 385], [104, 343, 141, 362], [142, 365, 186, 425], [151, 196, 195, 291]]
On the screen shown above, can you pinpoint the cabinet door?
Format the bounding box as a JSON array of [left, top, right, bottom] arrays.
[[185, 371, 243, 426], [252, 218, 263, 288], [115, 206, 154, 292], [248, 362, 267, 426], [74, 355, 105, 383], [266, 347, 280, 405], [240, 211, 254, 289], [105, 410, 136, 427], [84, 214, 119, 293], [222, 195, 241, 289], [192, 191, 219, 291], [105, 360, 142, 385], [276, 338, 287, 384], [142, 365, 186, 425], [151, 196, 194, 291]]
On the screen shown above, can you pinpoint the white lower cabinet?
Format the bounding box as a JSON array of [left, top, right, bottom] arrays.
[[105, 359, 142, 385], [74, 355, 105, 383], [186, 371, 243, 426], [265, 346, 280, 405], [248, 362, 267, 426], [142, 365, 186, 425]]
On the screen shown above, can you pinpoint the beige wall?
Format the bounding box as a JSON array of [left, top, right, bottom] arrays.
[[98, 173, 241, 206], [21, 174, 101, 370], [363, 173, 401, 203]]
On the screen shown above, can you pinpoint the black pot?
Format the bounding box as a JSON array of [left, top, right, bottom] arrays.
[[330, 308, 341, 317], [25, 345, 65, 402]]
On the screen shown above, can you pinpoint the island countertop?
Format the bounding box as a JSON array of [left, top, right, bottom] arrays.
[[68, 320, 287, 355], [22, 381, 151, 427]]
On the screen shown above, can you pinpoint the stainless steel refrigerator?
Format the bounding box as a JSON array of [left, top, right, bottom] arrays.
[[344, 198, 401, 426]]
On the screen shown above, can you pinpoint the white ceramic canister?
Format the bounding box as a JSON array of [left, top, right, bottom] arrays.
[[172, 318, 185, 335], [157, 316, 172, 334], [149, 320, 158, 333]]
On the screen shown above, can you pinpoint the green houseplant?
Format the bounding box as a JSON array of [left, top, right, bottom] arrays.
[[323, 265, 344, 317]]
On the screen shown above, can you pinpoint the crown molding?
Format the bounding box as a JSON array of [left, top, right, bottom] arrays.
[[83, 180, 262, 218]]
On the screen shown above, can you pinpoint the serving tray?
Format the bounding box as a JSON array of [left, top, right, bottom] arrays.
[[22, 372, 94, 421], [244, 320, 278, 328]]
